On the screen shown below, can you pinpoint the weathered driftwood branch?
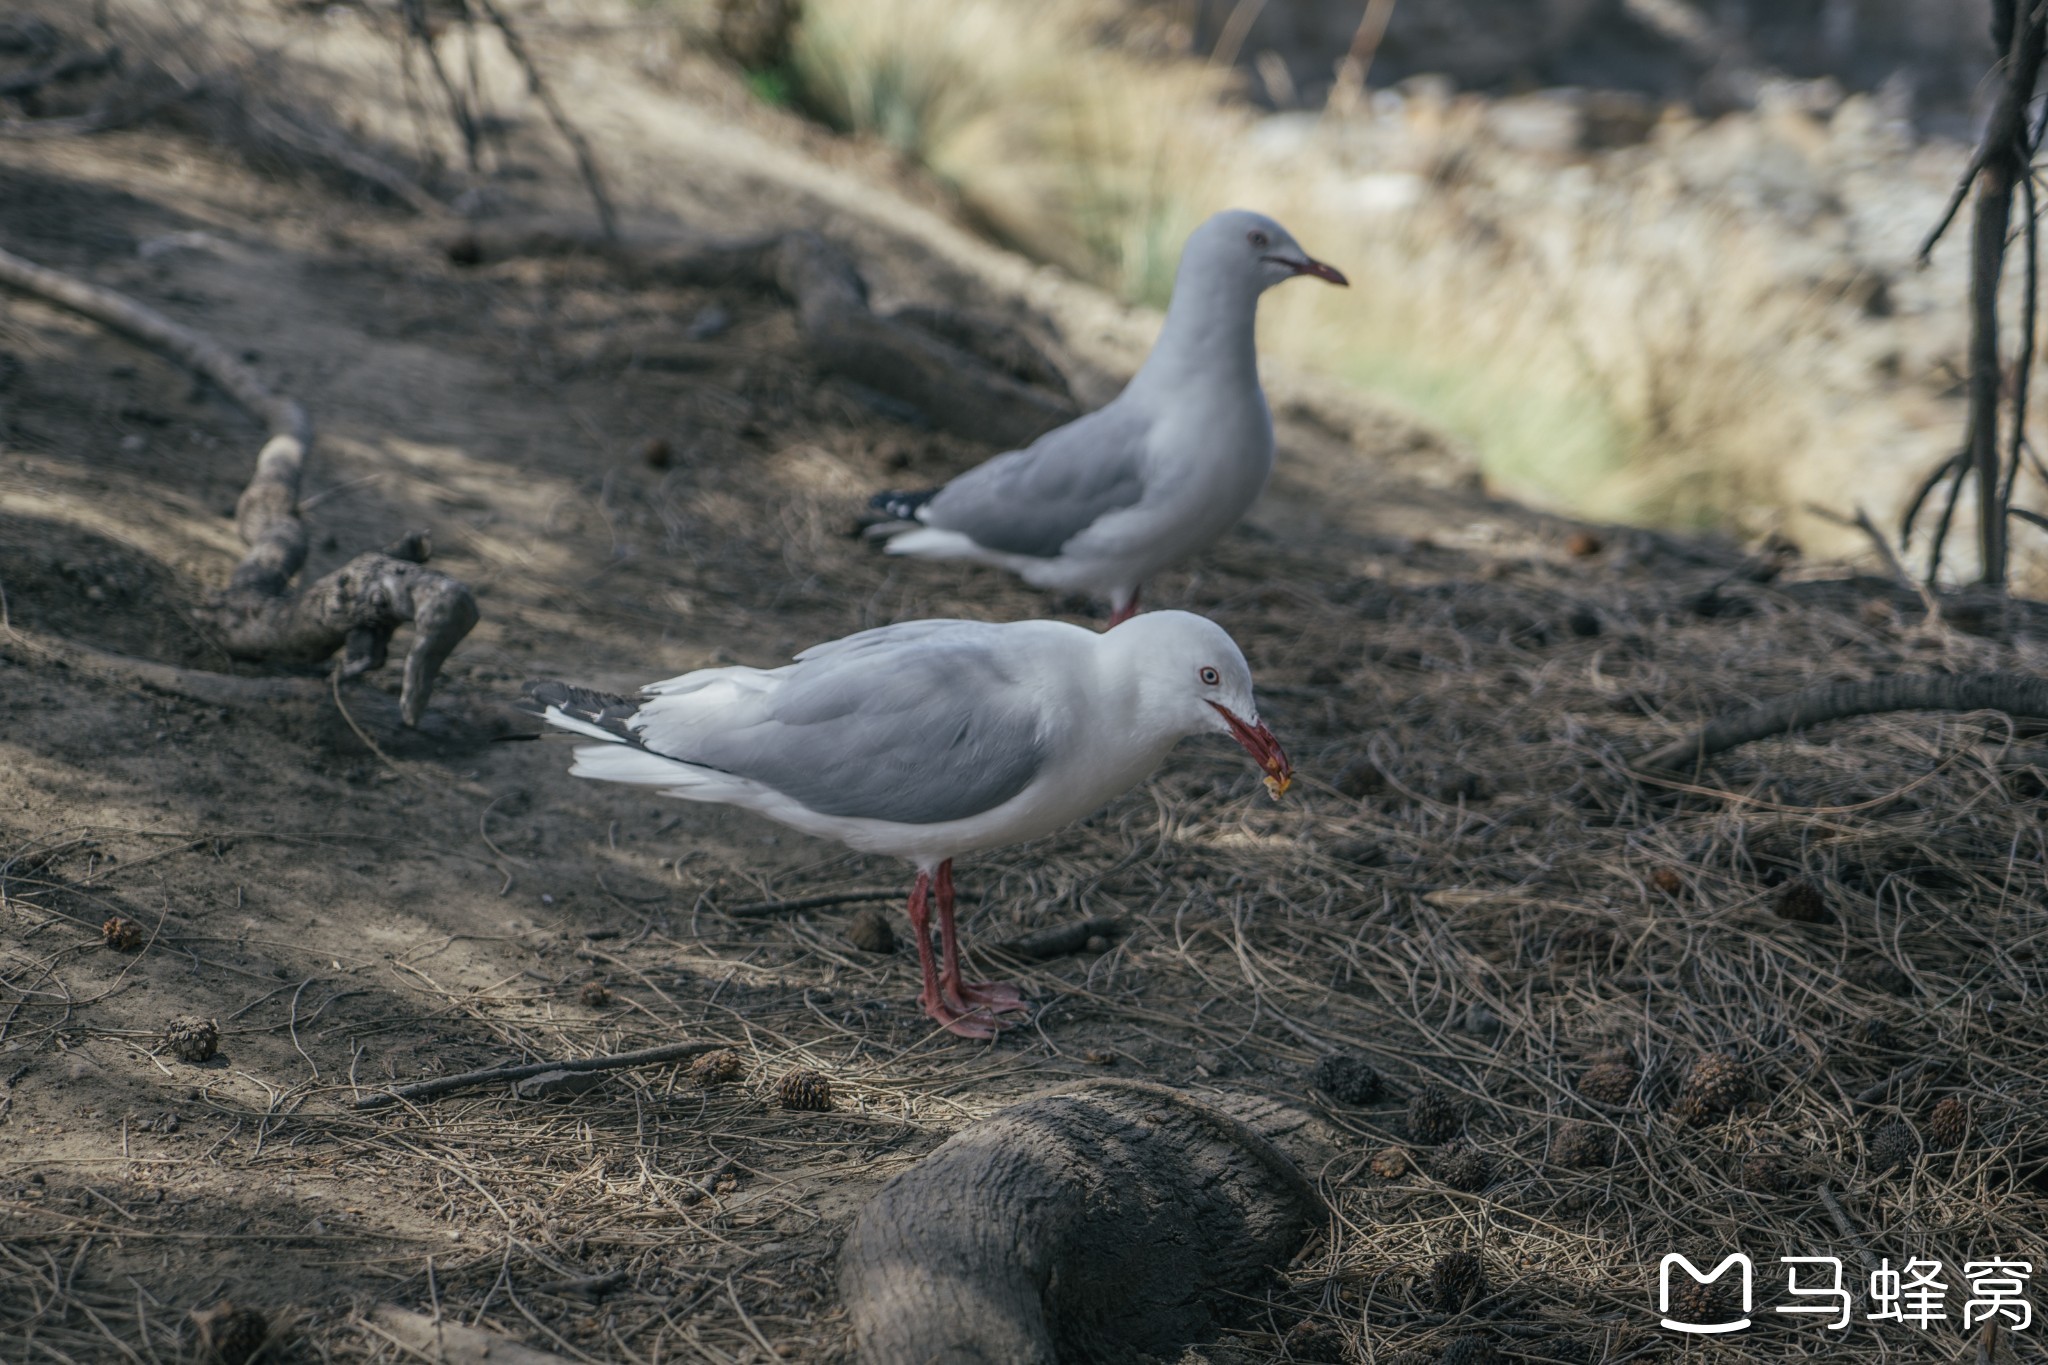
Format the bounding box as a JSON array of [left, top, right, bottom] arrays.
[[450, 226, 1079, 448], [352, 1039, 726, 1109], [0, 245, 477, 725], [1636, 673, 2048, 773], [839, 1080, 1328, 1365]]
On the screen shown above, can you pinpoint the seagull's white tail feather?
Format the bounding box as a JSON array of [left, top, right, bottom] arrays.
[[542, 706, 629, 744], [881, 526, 1008, 566], [568, 744, 699, 788]]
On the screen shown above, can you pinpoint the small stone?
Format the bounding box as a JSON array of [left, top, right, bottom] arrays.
[[1084, 934, 1109, 952], [1311, 1051, 1384, 1104], [689, 1048, 745, 1086], [579, 980, 612, 1008], [638, 436, 673, 469], [102, 916, 144, 952], [1565, 531, 1603, 557], [777, 1068, 833, 1112], [1081, 1048, 1118, 1066], [1370, 1145, 1409, 1179], [162, 1016, 219, 1063], [189, 1300, 268, 1365], [845, 908, 896, 954], [1649, 867, 1683, 894]]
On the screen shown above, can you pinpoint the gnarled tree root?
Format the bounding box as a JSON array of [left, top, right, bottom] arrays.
[[1636, 673, 2048, 774], [0, 245, 477, 726], [838, 1079, 1329, 1365], [450, 226, 1077, 448]]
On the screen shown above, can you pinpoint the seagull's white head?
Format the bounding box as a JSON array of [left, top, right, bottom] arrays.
[[1107, 610, 1292, 799], [1180, 209, 1348, 300]]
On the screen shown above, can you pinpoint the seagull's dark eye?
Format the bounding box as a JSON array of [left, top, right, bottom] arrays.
[[1199, 666, 1221, 686], [1247, 230, 1269, 249]]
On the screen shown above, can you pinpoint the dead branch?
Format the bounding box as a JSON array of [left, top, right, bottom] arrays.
[[352, 1039, 727, 1108], [0, 245, 477, 725], [470, 0, 617, 239], [1636, 673, 2048, 773], [721, 888, 903, 918], [451, 226, 1079, 447]]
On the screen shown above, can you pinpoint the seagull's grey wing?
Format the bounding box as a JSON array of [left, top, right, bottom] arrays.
[[640, 632, 1049, 826], [921, 402, 1150, 558]]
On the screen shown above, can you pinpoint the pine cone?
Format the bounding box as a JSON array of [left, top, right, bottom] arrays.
[[1848, 957, 1912, 996], [1674, 1053, 1751, 1125], [1408, 1084, 1463, 1144], [845, 908, 896, 954], [1551, 1121, 1612, 1169], [1312, 1051, 1384, 1104], [1926, 1096, 1969, 1150], [101, 916, 143, 951], [1668, 1277, 1731, 1327], [1867, 1116, 1916, 1173], [777, 1068, 833, 1112], [1370, 1145, 1410, 1179], [1577, 1060, 1639, 1106], [190, 1300, 268, 1365], [162, 1016, 219, 1063], [578, 980, 612, 1007], [688, 1048, 745, 1086], [1439, 1335, 1498, 1365], [1772, 879, 1830, 923], [1430, 1249, 1486, 1312], [1850, 1016, 1895, 1049], [1433, 1141, 1493, 1192], [1740, 1151, 1792, 1194]]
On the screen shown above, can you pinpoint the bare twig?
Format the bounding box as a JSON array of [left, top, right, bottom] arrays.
[[720, 889, 905, 919], [352, 1040, 727, 1108], [470, 0, 617, 239]]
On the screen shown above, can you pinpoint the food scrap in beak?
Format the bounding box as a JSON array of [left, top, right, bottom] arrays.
[[1208, 701, 1294, 800]]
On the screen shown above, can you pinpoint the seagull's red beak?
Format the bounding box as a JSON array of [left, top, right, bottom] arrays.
[[1208, 701, 1293, 799], [1264, 254, 1349, 287]]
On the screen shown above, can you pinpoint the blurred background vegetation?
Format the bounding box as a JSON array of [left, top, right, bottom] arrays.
[[679, 0, 2002, 577]]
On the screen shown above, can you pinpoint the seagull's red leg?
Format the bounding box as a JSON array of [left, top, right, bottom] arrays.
[[909, 868, 1000, 1039], [1106, 587, 1142, 629], [935, 859, 1028, 1016]]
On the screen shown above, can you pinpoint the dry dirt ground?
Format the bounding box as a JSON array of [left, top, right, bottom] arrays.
[[4, 12, 2048, 1365]]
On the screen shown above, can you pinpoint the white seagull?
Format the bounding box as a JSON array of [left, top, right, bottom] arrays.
[[867, 209, 1347, 626], [520, 611, 1291, 1038]]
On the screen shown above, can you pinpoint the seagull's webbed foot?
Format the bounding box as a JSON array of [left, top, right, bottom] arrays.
[[944, 978, 1029, 1014], [919, 991, 1006, 1039]]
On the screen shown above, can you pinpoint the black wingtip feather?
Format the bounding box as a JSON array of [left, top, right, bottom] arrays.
[[517, 681, 641, 739], [868, 487, 939, 523]]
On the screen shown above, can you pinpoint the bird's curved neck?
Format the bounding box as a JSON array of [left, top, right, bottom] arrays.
[[1128, 282, 1261, 398]]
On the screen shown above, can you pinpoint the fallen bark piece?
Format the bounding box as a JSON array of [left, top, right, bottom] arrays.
[[1635, 673, 2048, 773], [370, 1307, 571, 1365], [448, 226, 1078, 448], [0, 246, 478, 726], [839, 1079, 1328, 1365], [511, 1068, 608, 1100], [996, 915, 1127, 961]]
